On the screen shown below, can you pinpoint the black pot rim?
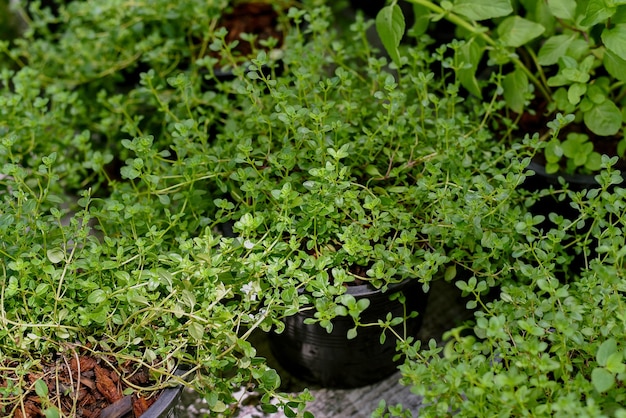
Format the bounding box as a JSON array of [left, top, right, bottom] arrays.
[[526, 160, 599, 188], [139, 370, 184, 418], [344, 278, 417, 298]]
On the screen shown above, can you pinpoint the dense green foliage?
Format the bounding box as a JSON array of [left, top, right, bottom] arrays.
[[1, 0, 625, 416], [378, 0, 626, 174]]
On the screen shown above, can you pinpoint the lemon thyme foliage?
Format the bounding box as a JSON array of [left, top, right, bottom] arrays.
[[0, 164, 313, 415]]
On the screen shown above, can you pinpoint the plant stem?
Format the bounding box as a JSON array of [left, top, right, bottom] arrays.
[[404, 0, 552, 102]]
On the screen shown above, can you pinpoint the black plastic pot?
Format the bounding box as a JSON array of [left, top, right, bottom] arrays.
[[140, 380, 184, 418], [521, 160, 620, 278], [522, 160, 599, 222], [269, 279, 428, 388]]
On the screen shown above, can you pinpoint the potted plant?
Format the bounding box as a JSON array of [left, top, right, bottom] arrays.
[[391, 159, 626, 417], [373, 0, 626, 280], [0, 0, 550, 415], [196, 7, 536, 391], [375, 0, 626, 177]]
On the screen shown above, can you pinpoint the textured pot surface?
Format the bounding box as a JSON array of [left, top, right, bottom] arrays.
[[269, 279, 428, 388], [140, 382, 183, 418]]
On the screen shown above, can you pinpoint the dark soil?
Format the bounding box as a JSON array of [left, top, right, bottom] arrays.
[[213, 2, 284, 61], [1, 353, 164, 418]]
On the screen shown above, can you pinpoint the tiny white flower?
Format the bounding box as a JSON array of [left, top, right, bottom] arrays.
[[241, 281, 258, 301], [243, 239, 255, 249]]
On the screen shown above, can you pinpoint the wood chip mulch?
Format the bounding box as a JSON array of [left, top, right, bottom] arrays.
[[1, 354, 163, 418]]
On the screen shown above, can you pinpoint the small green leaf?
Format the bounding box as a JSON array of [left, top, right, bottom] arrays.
[[284, 405, 297, 418], [158, 194, 170, 205], [444, 265, 457, 281], [597, 338, 618, 366], [211, 401, 228, 413], [497, 16, 545, 47], [120, 166, 141, 180], [567, 83, 587, 105], [347, 328, 358, 340], [260, 369, 280, 390], [453, 0, 513, 20], [261, 405, 279, 414], [592, 367, 615, 392], [376, 5, 406, 67], [189, 321, 204, 341], [46, 249, 65, 264], [356, 298, 371, 312], [35, 379, 49, 398], [87, 289, 107, 305]]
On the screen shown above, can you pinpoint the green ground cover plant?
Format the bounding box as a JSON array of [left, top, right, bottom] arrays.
[[2, 0, 625, 416], [392, 157, 626, 417]]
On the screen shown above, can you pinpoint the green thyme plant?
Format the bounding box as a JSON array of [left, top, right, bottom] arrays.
[[397, 157, 626, 416], [376, 0, 626, 173], [0, 154, 314, 416], [0, 0, 550, 416]]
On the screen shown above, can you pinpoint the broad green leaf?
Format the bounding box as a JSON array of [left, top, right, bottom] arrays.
[[43, 407, 60, 418], [87, 289, 107, 304], [606, 352, 626, 373], [547, 0, 577, 20], [584, 101, 622, 136], [537, 35, 576, 65], [457, 39, 485, 98], [585, 152, 603, 171], [613, 5, 626, 23], [602, 25, 626, 60], [376, 5, 406, 68], [545, 140, 563, 161], [260, 369, 281, 389], [591, 367, 615, 392], [347, 328, 358, 340], [189, 321, 204, 341], [46, 248, 65, 264], [409, 3, 432, 37], [503, 68, 529, 113], [453, 0, 513, 20], [604, 49, 626, 81], [497, 16, 545, 47], [581, 0, 616, 27], [597, 338, 618, 366], [35, 379, 49, 398]]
